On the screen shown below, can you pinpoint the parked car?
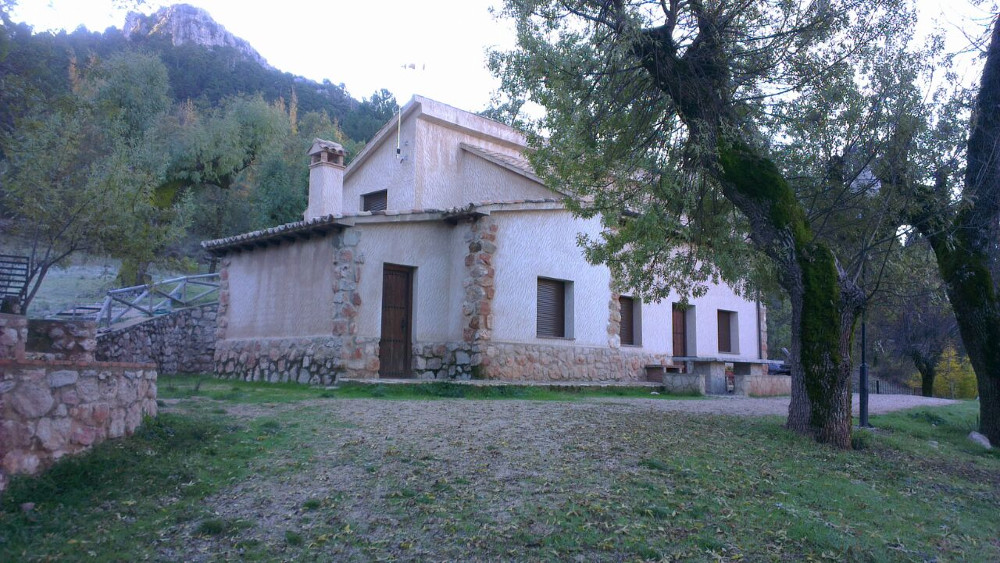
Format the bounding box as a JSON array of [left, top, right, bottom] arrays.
[[767, 359, 791, 375]]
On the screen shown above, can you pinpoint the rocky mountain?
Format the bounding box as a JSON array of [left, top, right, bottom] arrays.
[[123, 4, 271, 69]]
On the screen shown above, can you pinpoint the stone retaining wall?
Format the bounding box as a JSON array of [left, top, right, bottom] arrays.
[[28, 320, 97, 362], [96, 304, 217, 374], [0, 359, 158, 493], [482, 342, 672, 382], [0, 313, 27, 361]]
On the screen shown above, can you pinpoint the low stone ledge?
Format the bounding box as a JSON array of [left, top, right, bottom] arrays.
[[734, 374, 791, 397], [0, 359, 155, 369], [482, 341, 673, 382], [0, 360, 158, 494]]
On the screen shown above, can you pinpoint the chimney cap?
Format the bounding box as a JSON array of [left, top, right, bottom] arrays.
[[308, 138, 346, 157]]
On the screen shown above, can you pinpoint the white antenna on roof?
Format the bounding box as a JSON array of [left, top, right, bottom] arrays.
[[397, 62, 426, 161]]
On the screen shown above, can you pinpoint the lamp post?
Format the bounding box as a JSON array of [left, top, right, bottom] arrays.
[[859, 254, 870, 428], [859, 303, 870, 428]]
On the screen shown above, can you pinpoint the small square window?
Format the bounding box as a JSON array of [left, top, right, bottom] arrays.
[[362, 190, 388, 212]]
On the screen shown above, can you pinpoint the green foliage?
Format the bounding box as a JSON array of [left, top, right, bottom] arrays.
[[0, 16, 396, 300], [928, 346, 978, 400]]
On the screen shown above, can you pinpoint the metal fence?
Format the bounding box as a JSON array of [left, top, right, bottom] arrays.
[[856, 376, 917, 395]]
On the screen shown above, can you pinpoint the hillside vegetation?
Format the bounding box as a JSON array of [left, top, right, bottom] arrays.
[[0, 6, 395, 313]]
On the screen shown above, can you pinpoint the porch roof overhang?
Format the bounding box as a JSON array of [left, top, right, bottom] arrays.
[[201, 215, 355, 255]]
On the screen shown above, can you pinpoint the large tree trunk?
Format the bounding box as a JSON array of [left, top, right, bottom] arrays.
[[911, 19, 1000, 445], [925, 235, 1000, 442], [717, 146, 859, 447], [911, 354, 937, 397]]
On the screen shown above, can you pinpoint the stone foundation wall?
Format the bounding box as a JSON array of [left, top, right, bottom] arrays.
[[0, 313, 27, 361], [412, 342, 477, 379], [96, 304, 218, 374], [482, 342, 672, 382], [27, 320, 97, 362], [0, 359, 158, 493], [214, 336, 379, 384]]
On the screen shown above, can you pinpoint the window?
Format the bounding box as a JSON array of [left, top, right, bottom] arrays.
[[363, 190, 388, 212], [672, 303, 688, 356], [537, 278, 571, 338], [717, 310, 738, 354], [619, 296, 641, 346]]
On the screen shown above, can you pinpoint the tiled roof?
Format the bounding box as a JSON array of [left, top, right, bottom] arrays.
[[201, 199, 565, 255], [202, 214, 348, 254]]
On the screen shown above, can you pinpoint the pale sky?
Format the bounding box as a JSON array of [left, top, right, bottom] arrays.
[[9, 0, 998, 112]]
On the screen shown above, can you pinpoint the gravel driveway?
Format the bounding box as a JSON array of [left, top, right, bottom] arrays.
[[159, 391, 964, 560], [594, 393, 959, 416]]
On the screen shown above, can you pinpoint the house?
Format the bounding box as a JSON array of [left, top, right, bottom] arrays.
[[203, 96, 773, 392]]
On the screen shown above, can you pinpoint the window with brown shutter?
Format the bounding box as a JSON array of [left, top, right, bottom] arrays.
[[362, 190, 388, 212], [718, 310, 736, 353], [672, 304, 688, 356], [619, 296, 635, 346], [537, 278, 566, 338]]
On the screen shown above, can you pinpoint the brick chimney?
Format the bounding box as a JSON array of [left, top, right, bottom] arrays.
[[305, 139, 347, 220]]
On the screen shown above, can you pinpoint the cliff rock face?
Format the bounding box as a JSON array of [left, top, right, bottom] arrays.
[[123, 4, 271, 69]]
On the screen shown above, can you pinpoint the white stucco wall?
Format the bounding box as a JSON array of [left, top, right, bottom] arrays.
[[416, 119, 556, 209], [677, 283, 761, 361], [489, 207, 761, 359], [343, 113, 418, 214], [458, 152, 555, 206], [225, 236, 335, 339], [352, 220, 465, 343], [490, 209, 613, 347], [342, 97, 556, 215]]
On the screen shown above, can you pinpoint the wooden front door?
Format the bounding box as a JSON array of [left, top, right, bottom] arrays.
[[672, 305, 687, 357], [379, 264, 413, 378]]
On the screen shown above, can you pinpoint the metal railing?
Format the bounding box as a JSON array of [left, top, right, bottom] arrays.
[[91, 273, 220, 328], [856, 376, 917, 396]]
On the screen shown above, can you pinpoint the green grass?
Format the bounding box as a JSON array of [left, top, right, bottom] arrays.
[[0, 412, 307, 561], [2, 386, 996, 561], [158, 374, 700, 402]]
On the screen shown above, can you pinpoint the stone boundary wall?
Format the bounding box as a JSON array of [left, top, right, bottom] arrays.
[[0, 359, 158, 493], [28, 320, 97, 362], [96, 304, 218, 374], [0, 313, 27, 361], [483, 342, 672, 382]]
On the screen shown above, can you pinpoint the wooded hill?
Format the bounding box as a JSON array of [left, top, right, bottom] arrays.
[[0, 9, 394, 145], [0, 5, 396, 305]]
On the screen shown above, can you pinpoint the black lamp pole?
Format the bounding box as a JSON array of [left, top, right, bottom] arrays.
[[859, 303, 870, 428]]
